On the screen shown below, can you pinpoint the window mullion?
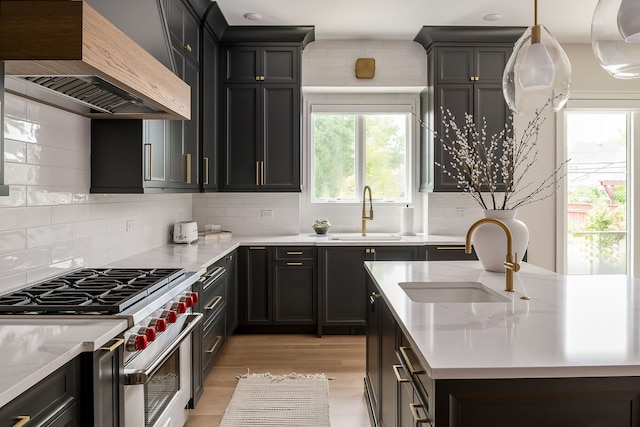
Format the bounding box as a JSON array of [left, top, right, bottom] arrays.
[[356, 115, 366, 201]]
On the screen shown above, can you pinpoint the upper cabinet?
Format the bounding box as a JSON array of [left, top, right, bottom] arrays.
[[415, 26, 525, 192], [219, 27, 314, 192]]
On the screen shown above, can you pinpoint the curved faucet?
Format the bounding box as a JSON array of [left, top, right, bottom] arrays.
[[362, 185, 374, 236], [465, 218, 520, 292]]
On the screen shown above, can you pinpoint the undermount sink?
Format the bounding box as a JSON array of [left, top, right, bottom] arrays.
[[398, 281, 511, 303], [329, 234, 402, 241]]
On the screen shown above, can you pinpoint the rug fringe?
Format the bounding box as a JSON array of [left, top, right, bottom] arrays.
[[237, 369, 335, 380]]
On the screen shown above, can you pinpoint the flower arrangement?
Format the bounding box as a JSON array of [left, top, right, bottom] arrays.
[[312, 218, 331, 235], [431, 98, 568, 210]]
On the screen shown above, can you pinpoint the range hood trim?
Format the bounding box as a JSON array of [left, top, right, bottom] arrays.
[[0, 0, 190, 120]]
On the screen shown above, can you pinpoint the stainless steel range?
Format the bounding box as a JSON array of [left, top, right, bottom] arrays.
[[0, 266, 219, 427]]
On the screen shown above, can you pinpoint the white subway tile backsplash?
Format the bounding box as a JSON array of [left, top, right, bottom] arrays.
[[27, 224, 73, 248], [4, 139, 26, 163], [0, 230, 27, 254], [0, 187, 27, 209]]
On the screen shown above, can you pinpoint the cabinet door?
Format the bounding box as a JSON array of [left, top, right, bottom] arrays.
[[165, 0, 199, 64], [365, 278, 381, 425], [436, 47, 474, 83], [241, 247, 271, 324], [319, 247, 367, 329], [261, 84, 301, 190], [373, 246, 420, 261], [433, 84, 474, 191], [143, 120, 170, 188], [222, 84, 261, 190], [223, 47, 260, 83], [474, 47, 512, 83], [225, 251, 239, 335], [202, 29, 219, 190], [87, 341, 124, 427], [273, 261, 315, 324], [262, 47, 299, 83], [380, 301, 399, 427], [425, 245, 477, 261]]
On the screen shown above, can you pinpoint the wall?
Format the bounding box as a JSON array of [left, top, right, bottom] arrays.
[[0, 93, 193, 293]]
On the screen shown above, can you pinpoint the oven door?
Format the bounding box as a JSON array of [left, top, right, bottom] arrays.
[[124, 313, 202, 427]]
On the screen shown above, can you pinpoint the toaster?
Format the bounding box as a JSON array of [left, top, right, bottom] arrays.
[[173, 221, 198, 244]]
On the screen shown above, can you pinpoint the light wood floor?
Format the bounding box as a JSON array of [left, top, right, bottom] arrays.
[[184, 334, 370, 427]]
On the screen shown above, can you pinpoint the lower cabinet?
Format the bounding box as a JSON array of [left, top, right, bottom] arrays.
[[319, 246, 421, 335], [239, 246, 317, 332]]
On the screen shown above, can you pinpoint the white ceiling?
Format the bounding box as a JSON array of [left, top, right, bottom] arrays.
[[214, 0, 599, 43]]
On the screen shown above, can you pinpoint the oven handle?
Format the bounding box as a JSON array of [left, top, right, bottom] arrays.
[[124, 313, 202, 385]]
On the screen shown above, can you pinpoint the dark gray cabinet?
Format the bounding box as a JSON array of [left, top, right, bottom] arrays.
[[425, 244, 477, 261], [239, 246, 316, 329], [318, 246, 421, 335], [220, 30, 310, 192], [415, 26, 524, 192], [201, 25, 220, 191]]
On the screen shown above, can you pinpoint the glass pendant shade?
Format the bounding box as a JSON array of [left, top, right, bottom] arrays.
[[502, 25, 572, 114], [592, 0, 640, 78]]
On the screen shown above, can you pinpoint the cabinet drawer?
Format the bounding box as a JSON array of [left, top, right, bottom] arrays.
[[274, 247, 314, 261], [202, 274, 227, 324], [425, 245, 477, 261], [0, 358, 80, 426], [202, 313, 226, 373]]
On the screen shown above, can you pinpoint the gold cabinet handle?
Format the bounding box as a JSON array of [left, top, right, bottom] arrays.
[[185, 153, 192, 184], [184, 43, 192, 52], [409, 403, 431, 424], [144, 143, 152, 181], [13, 416, 30, 427], [256, 161, 260, 186], [260, 161, 264, 185], [286, 262, 303, 266], [226, 255, 233, 261], [399, 346, 425, 375], [369, 292, 380, 305], [204, 157, 209, 185], [392, 364, 410, 383], [249, 247, 266, 250], [287, 251, 303, 255], [205, 296, 223, 311], [255, 75, 261, 81], [99, 338, 124, 352], [206, 335, 223, 353], [435, 246, 466, 250]]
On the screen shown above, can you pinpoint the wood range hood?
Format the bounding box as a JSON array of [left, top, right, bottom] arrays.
[[0, 0, 190, 120]]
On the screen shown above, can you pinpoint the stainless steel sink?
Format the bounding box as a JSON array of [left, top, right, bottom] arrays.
[[398, 281, 511, 303], [329, 234, 402, 241]]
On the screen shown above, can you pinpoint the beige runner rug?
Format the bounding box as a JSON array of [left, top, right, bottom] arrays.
[[219, 372, 331, 426]]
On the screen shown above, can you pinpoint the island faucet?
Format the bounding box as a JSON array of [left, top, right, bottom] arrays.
[[362, 185, 374, 236], [465, 218, 520, 292]]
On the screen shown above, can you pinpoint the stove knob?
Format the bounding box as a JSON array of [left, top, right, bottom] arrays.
[[144, 327, 157, 342], [126, 334, 148, 351], [180, 295, 194, 308], [150, 318, 167, 332], [167, 310, 178, 323], [190, 292, 199, 303], [169, 301, 187, 314]]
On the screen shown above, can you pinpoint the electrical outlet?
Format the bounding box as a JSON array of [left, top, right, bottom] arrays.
[[261, 210, 274, 218], [126, 220, 135, 232]]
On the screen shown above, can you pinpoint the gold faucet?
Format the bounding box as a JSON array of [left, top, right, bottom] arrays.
[[361, 185, 374, 236], [465, 218, 520, 292]]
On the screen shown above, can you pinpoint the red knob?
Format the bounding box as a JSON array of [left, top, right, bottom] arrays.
[[167, 310, 178, 323], [176, 301, 187, 313], [182, 295, 194, 308], [135, 335, 148, 350], [190, 292, 199, 303], [144, 327, 157, 342], [155, 318, 167, 332]]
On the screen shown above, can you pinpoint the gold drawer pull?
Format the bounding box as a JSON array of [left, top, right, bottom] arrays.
[[13, 416, 30, 427], [286, 262, 303, 266], [286, 251, 303, 255], [392, 364, 410, 383], [205, 296, 223, 311], [260, 161, 265, 185], [435, 246, 466, 250], [204, 157, 209, 185], [185, 153, 192, 184], [99, 338, 124, 352], [184, 43, 192, 52], [256, 161, 260, 186], [144, 143, 152, 181], [249, 247, 266, 250], [409, 403, 431, 424], [399, 346, 425, 375], [206, 335, 223, 353]]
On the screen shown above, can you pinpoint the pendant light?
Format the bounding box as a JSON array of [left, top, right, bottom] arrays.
[[592, 0, 640, 78], [502, 0, 572, 114]]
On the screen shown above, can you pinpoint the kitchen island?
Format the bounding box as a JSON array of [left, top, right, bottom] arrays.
[[364, 260, 640, 427]]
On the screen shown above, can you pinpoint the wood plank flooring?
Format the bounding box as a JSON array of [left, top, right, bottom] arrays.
[[184, 334, 370, 427]]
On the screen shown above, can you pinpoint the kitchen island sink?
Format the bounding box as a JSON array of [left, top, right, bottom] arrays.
[[398, 281, 510, 303]]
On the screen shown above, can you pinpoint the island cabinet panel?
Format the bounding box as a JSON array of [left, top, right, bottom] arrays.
[[436, 377, 640, 427], [319, 246, 422, 335], [238, 246, 317, 332], [81, 340, 124, 427], [0, 358, 81, 426]]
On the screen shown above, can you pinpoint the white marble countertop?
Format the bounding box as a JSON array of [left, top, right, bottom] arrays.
[[365, 260, 640, 380], [0, 318, 128, 407]]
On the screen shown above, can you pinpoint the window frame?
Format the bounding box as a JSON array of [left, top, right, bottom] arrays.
[[309, 103, 413, 204]]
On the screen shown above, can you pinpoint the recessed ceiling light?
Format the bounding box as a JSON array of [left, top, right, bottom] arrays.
[[483, 13, 502, 22], [243, 12, 262, 21]]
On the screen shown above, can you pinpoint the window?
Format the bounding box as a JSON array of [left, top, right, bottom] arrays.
[[310, 105, 411, 203]]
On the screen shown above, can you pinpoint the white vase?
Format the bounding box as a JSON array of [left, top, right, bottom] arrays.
[[471, 210, 529, 272]]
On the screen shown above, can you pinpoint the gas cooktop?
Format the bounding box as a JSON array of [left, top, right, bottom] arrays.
[[0, 268, 185, 314]]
